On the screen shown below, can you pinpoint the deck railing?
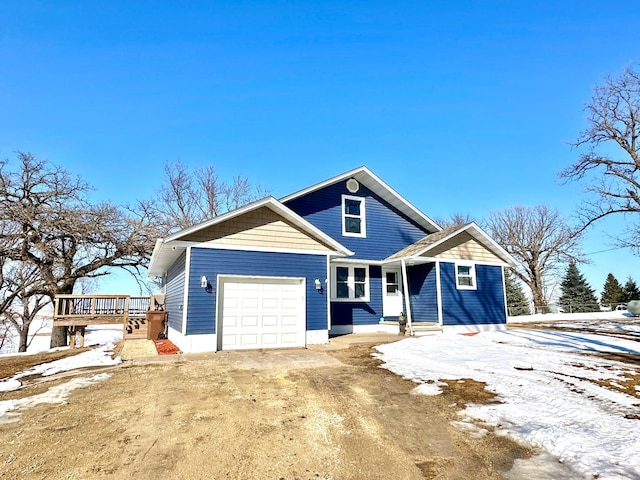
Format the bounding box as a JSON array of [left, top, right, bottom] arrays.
[[53, 295, 151, 323]]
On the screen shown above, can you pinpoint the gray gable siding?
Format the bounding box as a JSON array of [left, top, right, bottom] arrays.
[[165, 252, 186, 332], [440, 262, 506, 326], [186, 248, 328, 335], [284, 183, 429, 260], [407, 263, 439, 322]]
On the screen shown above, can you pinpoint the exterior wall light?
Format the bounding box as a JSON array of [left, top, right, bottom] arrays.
[[201, 275, 208, 288], [314, 279, 322, 290]]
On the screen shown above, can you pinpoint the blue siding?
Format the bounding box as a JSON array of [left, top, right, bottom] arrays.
[[186, 248, 328, 335], [331, 266, 383, 325], [284, 183, 429, 260], [407, 263, 439, 322], [165, 253, 186, 331], [440, 263, 506, 326]]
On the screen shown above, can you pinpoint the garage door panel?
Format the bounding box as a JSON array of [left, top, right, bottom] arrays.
[[220, 277, 305, 350]]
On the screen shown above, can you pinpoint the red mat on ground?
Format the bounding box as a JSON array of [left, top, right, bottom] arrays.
[[153, 339, 181, 355]]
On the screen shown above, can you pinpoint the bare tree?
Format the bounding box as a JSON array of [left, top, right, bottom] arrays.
[[0, 257, 49, 352], [0, 152, 158, 347], [150, 161, 269, 232], [485, 205, 584, 310], [433, 213, 476, 229], [560, 64, 640, 251]]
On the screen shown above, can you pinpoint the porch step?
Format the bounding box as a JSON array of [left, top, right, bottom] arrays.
[[409, 322, 442, 336]]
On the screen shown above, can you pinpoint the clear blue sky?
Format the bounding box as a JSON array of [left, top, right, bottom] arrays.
[[1, 1, 638, 297]]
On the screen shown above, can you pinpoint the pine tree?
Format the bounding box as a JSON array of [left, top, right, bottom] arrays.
[[558, 263, 599, 313], [505, 268, 530, 315], [600, 273, 624, 307], [621, 276, 640, 302]]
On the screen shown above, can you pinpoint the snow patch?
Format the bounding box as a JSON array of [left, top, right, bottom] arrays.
[[0, 373, 112, 425]]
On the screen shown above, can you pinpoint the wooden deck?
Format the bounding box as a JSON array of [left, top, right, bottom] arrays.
[[53, 295, 155, 345]]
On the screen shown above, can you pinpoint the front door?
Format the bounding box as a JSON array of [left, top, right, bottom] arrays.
[[382, 267, 403, 317]]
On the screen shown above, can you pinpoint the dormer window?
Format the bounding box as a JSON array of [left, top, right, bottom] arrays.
[[342, 195, 366, 237]]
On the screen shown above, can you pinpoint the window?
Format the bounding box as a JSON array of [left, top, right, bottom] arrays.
[[332, 264, 369, 301], [385, 271, 399, 295], [455, 263, 477, 290], [342, 195, 366, 237]]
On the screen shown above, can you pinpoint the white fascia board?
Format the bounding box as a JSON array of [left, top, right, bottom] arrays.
[[147, 238, 165, 277], [331, 258, 385, 266], [280, 166, 441, 234], [383, 255, 512, 268]]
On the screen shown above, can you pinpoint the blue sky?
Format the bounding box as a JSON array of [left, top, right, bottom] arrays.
[[1, 1, 639, 297]]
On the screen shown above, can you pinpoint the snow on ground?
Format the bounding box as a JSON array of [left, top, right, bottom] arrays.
[[375, 326, 640, 480], [0, 373, 112, 426], [0, 324, 122, 392]]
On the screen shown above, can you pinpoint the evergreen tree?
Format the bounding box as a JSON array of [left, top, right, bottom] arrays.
[[505, 268, 530, 316], [621, 276, 640, 302], [558, 263, 599, 313], [600, 273, 624, 307]]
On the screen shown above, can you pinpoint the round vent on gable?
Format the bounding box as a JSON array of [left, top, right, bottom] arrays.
[[346, 178, 360, 193]]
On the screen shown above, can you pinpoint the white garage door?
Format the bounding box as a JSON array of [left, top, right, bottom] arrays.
[[218, 276, 306, 350]]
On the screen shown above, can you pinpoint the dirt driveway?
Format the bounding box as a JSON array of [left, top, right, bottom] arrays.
[[0, 341, 530, 480]]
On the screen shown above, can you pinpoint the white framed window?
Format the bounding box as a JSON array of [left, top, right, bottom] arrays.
[[332, 264, 369, 301], [342, 195, 366, 237], [455, 262, 477, 290]]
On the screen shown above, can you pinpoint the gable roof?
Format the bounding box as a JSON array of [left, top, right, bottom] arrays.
[[280, 166, 441, 234], [148, 197, 354, 277], [386, 222, 517, 266]]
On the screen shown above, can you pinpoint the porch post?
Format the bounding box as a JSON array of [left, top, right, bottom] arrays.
[[435, 261, 443, 325], [400, 259, 413, 332]]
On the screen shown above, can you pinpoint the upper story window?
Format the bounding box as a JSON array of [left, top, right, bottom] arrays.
[[342, 195, 366, 237], [455, 262, 477, 290], [333, 264, 369, 301]]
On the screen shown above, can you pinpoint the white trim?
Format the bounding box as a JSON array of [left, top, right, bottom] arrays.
[[331, 263, 370, 302], [454, 261, 477, 291], [501, 266, 509, 320], [384, 256, 510, 268], [435, 261, 443, 325], [341, 194, 367, 238], [330, 323, 399, 335], [167, 326, 217, 353], [326, 256, 332, 331], [306, 329, 329, 345], [182, 247, 192, 335], [442, 323, 507, 334], [400, 259, 412, 329], [279, 166, 441, 234], [333, 258, 385, 266]]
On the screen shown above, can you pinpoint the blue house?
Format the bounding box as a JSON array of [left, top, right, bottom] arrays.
[[147, 167, 516, 352]]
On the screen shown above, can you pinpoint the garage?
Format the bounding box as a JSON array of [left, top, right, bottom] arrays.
[[217, 276, 306, 350]]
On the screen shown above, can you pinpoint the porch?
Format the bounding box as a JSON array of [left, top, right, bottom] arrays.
[[53, 294, 166, 347]]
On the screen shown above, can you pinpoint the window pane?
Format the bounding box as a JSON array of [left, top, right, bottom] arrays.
[[458, 276, 473, 287], [336, 267, 349, 282], [345, 217, 361, 233], [354, 268, 366, 283], [386, 285, 398, 294], [337, 283, 349, 298], [355, 283, 365, 298], [345, 199, 361, 215], [386, 272, 397, 284], [457, 265, 471, 276]]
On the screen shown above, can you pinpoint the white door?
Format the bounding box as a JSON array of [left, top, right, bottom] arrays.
[[382, 267, 404, 317], [218, 277, 305, 350]]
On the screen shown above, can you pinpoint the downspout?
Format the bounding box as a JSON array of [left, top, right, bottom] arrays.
[[401, 258, 413, 334]]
